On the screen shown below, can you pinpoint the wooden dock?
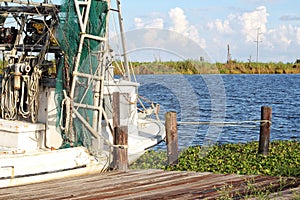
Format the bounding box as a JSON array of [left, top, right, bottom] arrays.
[[0, 169, 299, 199]]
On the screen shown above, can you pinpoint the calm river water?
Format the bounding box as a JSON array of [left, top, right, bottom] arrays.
[[136, 74, 300, 149]]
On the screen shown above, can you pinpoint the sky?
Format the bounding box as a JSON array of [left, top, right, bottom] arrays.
[[117, 0, 300, 63]]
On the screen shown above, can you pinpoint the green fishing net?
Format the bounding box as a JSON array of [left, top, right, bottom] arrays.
[[55, 0, 108, 150]]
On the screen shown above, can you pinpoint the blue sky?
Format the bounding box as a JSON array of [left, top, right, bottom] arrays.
[[117, 0, 300, 63]]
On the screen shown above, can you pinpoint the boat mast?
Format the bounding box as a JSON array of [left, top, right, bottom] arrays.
[[94, 0, 112, 136], [116, 0, 130, 81]]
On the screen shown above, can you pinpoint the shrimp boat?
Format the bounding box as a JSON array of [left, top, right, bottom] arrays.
[[0, 0, 165, 187]]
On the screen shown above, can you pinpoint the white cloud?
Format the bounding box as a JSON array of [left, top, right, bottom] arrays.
[[151, 18, 164, 29], [278, 25, 292, 46], [267, 24, 299, 50], [133, 7, 206, 49], [207, 21, 214, 30], [131, 5, 300, 62], [134, 18, 145, 29], [168, 7, 189, 33], [134, 17, 164, 29], [210, 19, 233, 34], [239, 6, 269, 42], [296, 27, 300, 44], [168, 7, 206, 48]]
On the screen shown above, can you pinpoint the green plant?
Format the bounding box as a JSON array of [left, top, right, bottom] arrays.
[[128, 60, 300, 74], [131, 140, 300, 177], [130, 150, 167, 169]]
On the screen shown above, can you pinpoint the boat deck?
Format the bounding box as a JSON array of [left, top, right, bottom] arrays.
[[0, 169, 299, 199]]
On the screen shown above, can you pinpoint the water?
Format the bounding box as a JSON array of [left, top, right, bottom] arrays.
[[136, 74, 300, 149]]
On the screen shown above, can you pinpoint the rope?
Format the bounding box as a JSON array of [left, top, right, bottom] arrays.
[[177, 120, 271, 127], [111, 144, 128, 149], [60, 90, 71, 133]]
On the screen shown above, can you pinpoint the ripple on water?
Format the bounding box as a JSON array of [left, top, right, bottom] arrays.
[[137, 74, 300, 149]]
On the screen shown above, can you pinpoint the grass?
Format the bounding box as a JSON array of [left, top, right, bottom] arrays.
[[114, 60, 300, 75]]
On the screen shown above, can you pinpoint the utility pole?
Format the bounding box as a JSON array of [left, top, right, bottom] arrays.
[[254, 28, 262, 63], [227, 44, 231, 63]]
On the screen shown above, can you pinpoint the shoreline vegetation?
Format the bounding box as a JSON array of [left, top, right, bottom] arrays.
[[1, 60, 299, 75], [131, 140, 300, 178], [115, 60, 300, 75], [130, 141, 300, 198]]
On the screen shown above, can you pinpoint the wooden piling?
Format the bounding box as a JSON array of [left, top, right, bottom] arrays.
[[165, 112, 178, 165], [112, 92, 120, 129], [112, 92, 128, 171], [113, 126, 128, 171], [258, 106, 272, 155]]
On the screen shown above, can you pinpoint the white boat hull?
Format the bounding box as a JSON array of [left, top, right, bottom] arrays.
[[0, 147, 105, 187], [0, 118, 165, 188]]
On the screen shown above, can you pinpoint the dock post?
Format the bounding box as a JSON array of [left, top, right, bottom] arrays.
[[258, 106, 272, 155], [112, 92, 120, 130], [113, 126, 128, 171], [112, 92, 128, 171], [165, 112, 178, 165]]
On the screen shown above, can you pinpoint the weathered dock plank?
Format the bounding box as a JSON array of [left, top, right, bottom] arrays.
[[0, 170, 299, 200]]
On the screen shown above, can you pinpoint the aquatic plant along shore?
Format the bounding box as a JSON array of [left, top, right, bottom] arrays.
[[131, 140, 300, 178]]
